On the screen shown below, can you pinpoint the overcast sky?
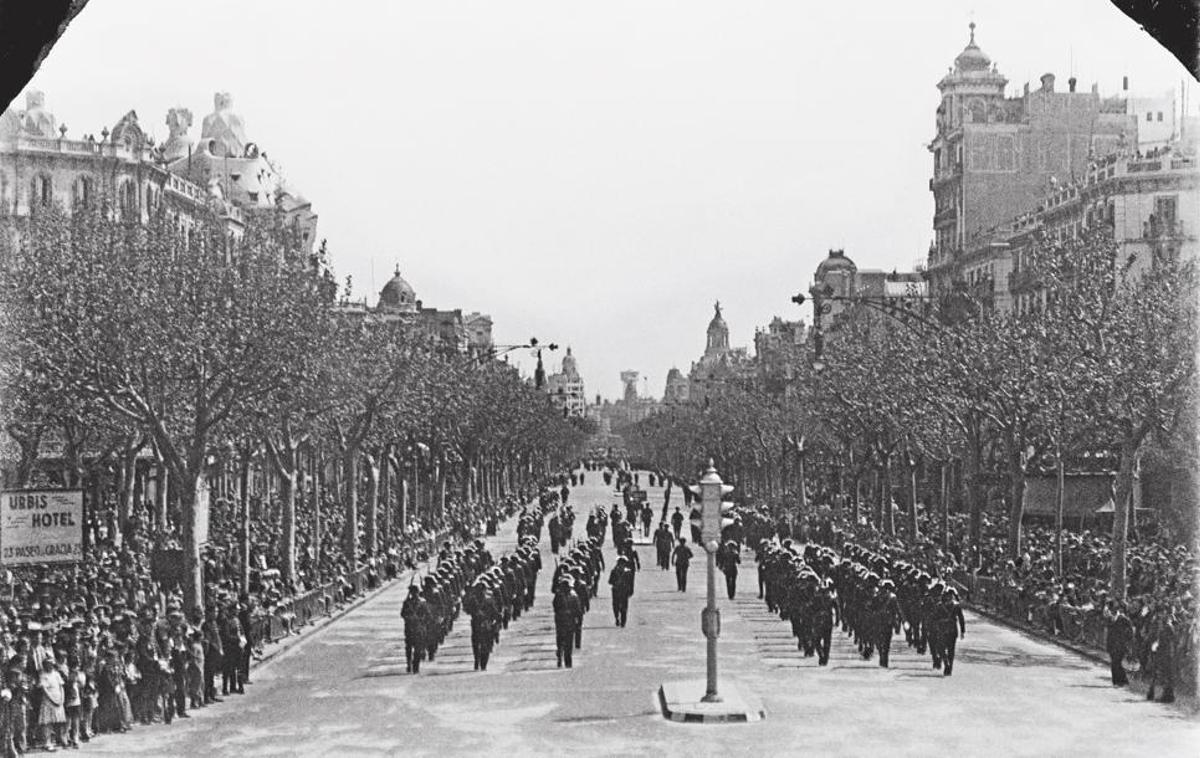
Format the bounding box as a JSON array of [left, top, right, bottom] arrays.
[[16, 1, 1196, 399]]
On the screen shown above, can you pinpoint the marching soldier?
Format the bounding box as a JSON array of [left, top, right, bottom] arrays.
[[401, 585, 431, 674], [608, 556, 635, 627], [671, 538, 694, 592], [932, 586, 966, 676], [552, 578, 581, 669]]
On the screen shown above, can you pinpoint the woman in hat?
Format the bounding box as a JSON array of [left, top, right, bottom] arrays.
[[36, 657, 66, 750]]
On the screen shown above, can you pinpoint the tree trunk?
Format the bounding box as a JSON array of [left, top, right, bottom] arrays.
[[239, 453, 251, 595], [363, 454, 379, 557], [155, 460, 170, 535], [312, 447, 323, 555], [381, 454, 392, 548], [399, 475, 409, 535], [1006, 432, 1025, 560], [851, 475, 861, 525], [179, 469, 207, 616], [940, 461, 950, 550], [872, 469, 882, 529], [280, 468, 297, 589], [965, 429, 984, 565], [882, 456, 895, 537], [1109, 441, 1139, 601], [343, 451, 359, 568], [908, 461, 919, 540], [117, 439, 140, 547]]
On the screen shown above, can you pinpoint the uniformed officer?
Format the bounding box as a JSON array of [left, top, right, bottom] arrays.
[[608, 556, 635, 627], [401, 585, 431, 674], [933, 586, 966, 676], [552, 578, 581, 669], [671, 538, 694, 592]]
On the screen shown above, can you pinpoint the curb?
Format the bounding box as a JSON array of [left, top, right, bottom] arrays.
[[251, 565, 426, 670], [657, 682, 766, 724], [968, 603, 1200, 714]]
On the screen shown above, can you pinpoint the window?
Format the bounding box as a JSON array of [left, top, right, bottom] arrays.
[[1146, 112, 1153, 122], [72, 176, 94, 208], [118, 180, 137, 219], [1157, 112, 1164, 122], [32, 174, 53, 207]]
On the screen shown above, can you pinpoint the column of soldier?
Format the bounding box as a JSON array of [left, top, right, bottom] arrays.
[[755, 540, 967, 674], [400, 517, 545, 674]]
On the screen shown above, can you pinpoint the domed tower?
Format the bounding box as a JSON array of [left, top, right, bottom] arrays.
[[561, 346, 580, 380], [704, 301, 730, 357], [377, 266, 418, 314]]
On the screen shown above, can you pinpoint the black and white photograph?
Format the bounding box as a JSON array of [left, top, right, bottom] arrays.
[[0, 1, 1196, 755]]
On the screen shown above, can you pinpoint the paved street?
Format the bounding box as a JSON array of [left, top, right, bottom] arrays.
[[79, 472, 1198, 757]]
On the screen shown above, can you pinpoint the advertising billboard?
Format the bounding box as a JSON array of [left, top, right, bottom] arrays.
[[0, 490, 84, 566]]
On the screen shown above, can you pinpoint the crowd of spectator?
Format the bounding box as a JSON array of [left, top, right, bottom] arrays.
[[729, 493, 1196, 696], [0, 474, 530, 753]]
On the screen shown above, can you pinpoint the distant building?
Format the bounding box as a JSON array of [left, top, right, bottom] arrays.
[[809, 249, 927, 334], [754, 316, 806, 395], [662, 367, 689, 404], [687, 302, 753, 405], [545, 347, 587, 418], [925, 24, 1137, 295], [338, 266, 489, 356]]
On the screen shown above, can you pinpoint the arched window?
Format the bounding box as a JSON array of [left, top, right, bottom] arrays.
[[968, 100, 987, 124], [32, 174, 53, 207], [118, 179, 137, 219], [72, 176, 94, 209]]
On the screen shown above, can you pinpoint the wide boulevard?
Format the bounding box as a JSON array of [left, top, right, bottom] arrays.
[[79, 473, 1198, 757]]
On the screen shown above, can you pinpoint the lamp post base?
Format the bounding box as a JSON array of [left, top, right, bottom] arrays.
[[658, 680, 764, 723]]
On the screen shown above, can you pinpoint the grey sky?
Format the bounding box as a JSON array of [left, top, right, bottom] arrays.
[[20, 1, 1195, 399]]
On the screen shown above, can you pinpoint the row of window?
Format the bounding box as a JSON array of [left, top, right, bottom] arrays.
[[27, 173, 159, 216]]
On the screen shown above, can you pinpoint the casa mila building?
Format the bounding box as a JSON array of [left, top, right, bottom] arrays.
[[0, 90, 318, 249]]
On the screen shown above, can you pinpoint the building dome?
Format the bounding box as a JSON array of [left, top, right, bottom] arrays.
[[705, 301, 730, 355], [200, 92, 248, 158], [954, 23, 991, 72], [815, 248, 857, 278], [561, 347, 579, 379], [378, 266, 417, 312]]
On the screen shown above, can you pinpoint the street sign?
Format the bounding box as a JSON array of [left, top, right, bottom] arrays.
[[0, 490, 84, 566]]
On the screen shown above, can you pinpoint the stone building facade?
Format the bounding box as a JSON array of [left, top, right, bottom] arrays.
[[925, 24, 1137, 295], [545, 348, 587, 418], [0, 90, 317, 248], [687, 302, 752, 406]]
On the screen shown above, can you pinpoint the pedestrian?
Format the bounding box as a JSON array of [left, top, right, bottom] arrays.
[[552, 578, 581, 669], [1146, 609, 1177, 703], [64, 660, 84, 748], [670, 507, 684, 540], [672, 538, 694, 592], [717, 541, 740, 599], [640, 503, 653, 538], [36, 658, 65, 750], [654, 522, 674, 570], [608, 556, 635, 627], [401, 585, 431, 674], [1103, 600, 1133, 686], [934, 587, 966, 676]]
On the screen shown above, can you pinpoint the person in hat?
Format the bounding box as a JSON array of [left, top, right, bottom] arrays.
[[400, 585, 432, 674], [607, 555, 635, 628], [1103, 599, 1134, 687], [552, 578, 581, 669], [36, 657, 66, 750], [716, 541, 740, 600], [932, 586, 966, 676], [671, 538, 694, 593]]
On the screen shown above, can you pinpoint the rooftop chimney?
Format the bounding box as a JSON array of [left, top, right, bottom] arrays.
[[1068, 76, 1077, 93], [1040, 73, 1056, 93], [1091, 82, 1099, 94], [1023, 82, 1030, 96], [1123, 75, 1129, 91]]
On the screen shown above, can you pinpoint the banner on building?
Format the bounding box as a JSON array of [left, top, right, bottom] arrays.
[[0, 490, 84, 566]]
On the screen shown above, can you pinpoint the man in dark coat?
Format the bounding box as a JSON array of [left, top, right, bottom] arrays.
[[552, 578, 582, 669], [608, 556, 635, 627], [716, 541, 740, 599], [670, 508, 684, 540], [933, 587, 966, 676], [671, 539, 694, 592], [401, 585, 432, 673], [1104, 599, 1134, 686], [653, 522, 674, 570]]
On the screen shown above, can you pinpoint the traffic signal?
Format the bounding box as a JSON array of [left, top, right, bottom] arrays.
[[688, 463, 735, 550]]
